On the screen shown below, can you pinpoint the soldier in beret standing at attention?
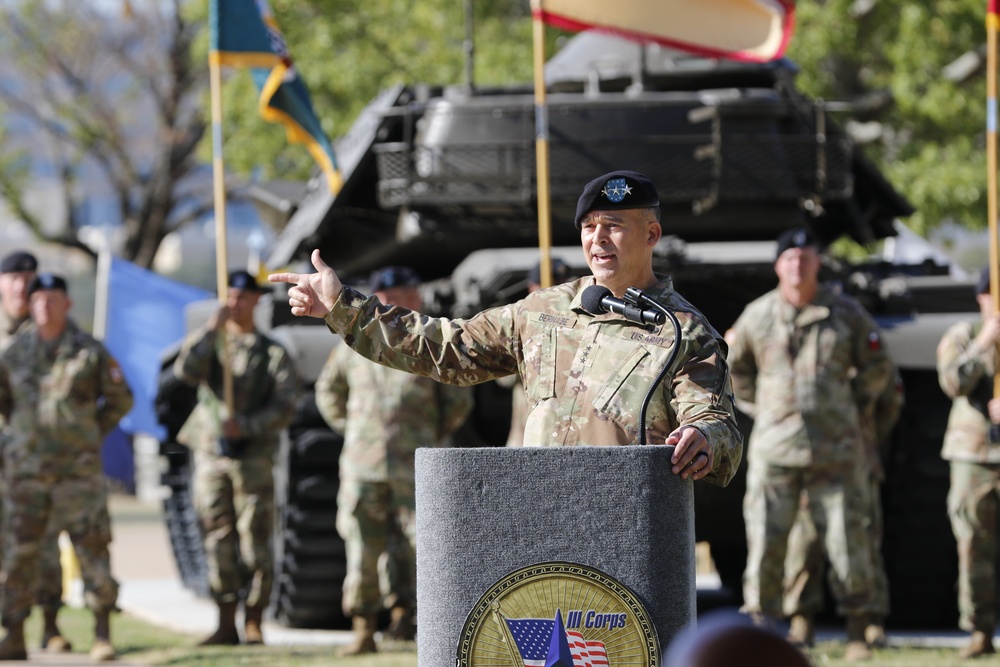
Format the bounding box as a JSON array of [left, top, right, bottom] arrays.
[[270, 171, 742, 483], [0, 273, 133, 662], [0, 251, 75, 653], [315, 266, 473, 654], [174, 270, 299, 646], [727, 228, 893, 661]]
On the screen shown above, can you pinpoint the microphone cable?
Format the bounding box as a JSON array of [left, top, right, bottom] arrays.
[[624, 287, 682, 446]]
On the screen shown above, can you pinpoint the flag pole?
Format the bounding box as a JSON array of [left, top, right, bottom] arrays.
[[209, 51, 235, 415], [988, 1, 1000, 400], [92, 231, 112, 342], [531, 0, 553, 288]]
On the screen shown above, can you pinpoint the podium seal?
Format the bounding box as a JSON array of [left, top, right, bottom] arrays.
[[457, 561, 659, 667]]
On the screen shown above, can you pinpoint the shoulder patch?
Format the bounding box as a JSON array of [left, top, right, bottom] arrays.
[[868, 330, 881, 351]]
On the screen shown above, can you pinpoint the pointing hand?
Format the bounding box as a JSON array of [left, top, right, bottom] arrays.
[[268, 250, 343, 318]]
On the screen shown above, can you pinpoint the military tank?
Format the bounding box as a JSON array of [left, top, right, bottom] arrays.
[[158, 30, 972, 629]]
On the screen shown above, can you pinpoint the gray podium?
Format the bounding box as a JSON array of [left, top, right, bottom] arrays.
[[415, 445, 695, 667]]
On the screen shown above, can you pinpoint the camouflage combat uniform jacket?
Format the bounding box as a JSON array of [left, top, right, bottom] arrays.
[[727, 285, 893, 467], [937, 320, 1000, 462], [174, 326, 299, 459], [0, 319, 133, 479], [325, 274, 742, 486], [0, 310, 27, 343], [316, 344, 473, 482]]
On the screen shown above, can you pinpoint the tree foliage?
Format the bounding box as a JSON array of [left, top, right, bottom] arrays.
[[0, 0, 210, 268], [788, 0, 990, 235]]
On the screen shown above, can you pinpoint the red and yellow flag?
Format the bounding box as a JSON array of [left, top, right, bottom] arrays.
[[533, 0, 795, 63]]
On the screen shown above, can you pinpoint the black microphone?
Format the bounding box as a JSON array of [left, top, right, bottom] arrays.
[[581, 285, 666, 326]]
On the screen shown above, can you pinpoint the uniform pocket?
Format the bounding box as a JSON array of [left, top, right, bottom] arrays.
[[593, 346, 650, 423], [525, 326, 558, 401]]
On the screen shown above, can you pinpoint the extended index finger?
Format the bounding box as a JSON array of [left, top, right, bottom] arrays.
[[268, 272, 302, 285]]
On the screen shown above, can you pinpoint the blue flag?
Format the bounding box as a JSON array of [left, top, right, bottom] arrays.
[[210, 0, 342, 193], [103, 257, 211, 440]]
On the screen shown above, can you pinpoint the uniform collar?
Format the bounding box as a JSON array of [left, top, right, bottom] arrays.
[[777, 283, 834, 325]]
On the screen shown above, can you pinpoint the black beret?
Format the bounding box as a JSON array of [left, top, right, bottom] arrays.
[[775, 227, 820, 259], [977, 267, 992, 295], [369, 266, 421, 292], [0, 251, 38, 274], [527, 258, 570, 286], [27, 273, 67, 296], [574, 171, 661, 228], [228, 270, 270, 293]]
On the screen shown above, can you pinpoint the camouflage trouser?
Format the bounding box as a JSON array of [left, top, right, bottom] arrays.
[[0, 472, 64, 612], [783, 475, 888, 618], [379, 529, 414, 610], [337, 479, 416, 617], [947, 461, 1000, 632], [194, 453, 274, 608], [742, 459, 874, 618], [1, 475, 117, 626]]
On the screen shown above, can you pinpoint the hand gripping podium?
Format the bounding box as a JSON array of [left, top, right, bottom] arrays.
[[415, 445, 695, 667]]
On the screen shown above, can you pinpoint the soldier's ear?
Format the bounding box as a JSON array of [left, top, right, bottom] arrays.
[[647, 222, 662, 246]]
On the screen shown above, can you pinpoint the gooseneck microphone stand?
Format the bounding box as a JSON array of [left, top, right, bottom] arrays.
[[624, 287, 682, 446]]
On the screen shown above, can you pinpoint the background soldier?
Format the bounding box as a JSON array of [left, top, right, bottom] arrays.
[[315, 266, 473, 654], [937, 267, 1000, 658], [0, 252, 81, 652], [0, 273, 132, 662], [727, 227, 892, 661], [174, 270, 299, 646], [781, 369, 904, 647]]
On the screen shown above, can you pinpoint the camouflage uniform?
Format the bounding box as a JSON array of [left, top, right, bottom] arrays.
[[323, 275, 742, 485], [937, 319, 1000, 633], [783, 370, 904, 618], [495, 374, 526, 447], [315, 343, 473, 617], [727, 285, 892, 618], [0, 312, 67, 617], [174, 326, 298, 608], [0, 319, 133, 625]]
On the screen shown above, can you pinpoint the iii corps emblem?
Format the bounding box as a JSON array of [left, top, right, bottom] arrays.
[[457, 561, 659, 667]]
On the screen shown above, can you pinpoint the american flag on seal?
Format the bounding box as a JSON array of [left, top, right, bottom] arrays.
[[505, 614, 609, 667]]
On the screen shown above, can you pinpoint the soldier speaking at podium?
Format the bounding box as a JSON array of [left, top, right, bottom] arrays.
[[270, 170, 742, 485]]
